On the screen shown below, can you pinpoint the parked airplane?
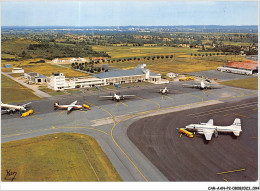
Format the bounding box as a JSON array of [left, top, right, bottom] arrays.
[[54, 100, 91, 113], [185, 118, 242, 141], [1, 102, 31, 114], [100, 93, 135, 102], [159, 87, 169, 95], [182, 80, 222, 90]]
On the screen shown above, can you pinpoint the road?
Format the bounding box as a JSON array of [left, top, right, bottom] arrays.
[[1, 81, 258, 181]]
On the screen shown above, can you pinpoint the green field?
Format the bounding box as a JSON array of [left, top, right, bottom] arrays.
[[1, 38, 38, 55], [109, 55, 244, 75], [1, 59, 88, 78], [1, 74, 41, 103], [93, 46, 201, 58], [2, 133, 122, 181], [220, 77, 258, 90]]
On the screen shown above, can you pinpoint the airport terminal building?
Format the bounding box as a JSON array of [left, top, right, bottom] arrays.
[[48, 67, 163, 90], [94, 68, 162, 85]]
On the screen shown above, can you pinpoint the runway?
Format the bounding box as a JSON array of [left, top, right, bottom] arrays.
[[127, 97, 258, 181], [1, 81, 258, 181]]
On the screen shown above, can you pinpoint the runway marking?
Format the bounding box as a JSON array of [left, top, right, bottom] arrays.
[[120, 101, 128, 107], [217, 168, 246, 175], [205, 90, 215, 95], [252, 108, 258, 110], [58, 110, 65, 116], [223, 114, 229, 116], [31, 115, 42, 120], [219, 92, 257, 101], [136, 96, 161, 109], [59, 126, 108, 135], [52, 126, 55, 129], [81, 146, 100, 181], [233, 113, 249, 118], [249, 137, 258, 139], [179, 134, 182, 138], [223, 178, 228, 182], [115, 102, 119, 107], [188, 102, 257, 118], [231, 89, 245, 97], [164, 95, 174, 101], [187, 93, 204, 102]]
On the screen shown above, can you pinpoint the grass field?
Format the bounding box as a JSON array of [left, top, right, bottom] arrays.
[[1, 38, 38, 54], [109, 55, 244, 75], [220, 77, 258, 90], [38, 87, 65, 96], [2, 133, 122, 181], [93, 46, 201, 58], [1, 59, 87, 78], [1, 74, 41, 103]]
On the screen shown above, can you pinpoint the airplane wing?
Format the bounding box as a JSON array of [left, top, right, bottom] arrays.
[[21, 102, 32, 108], [67, 106, 74, 111], [206, 119, 214, 125], [204, 84, 223, 89], [202, 129, 214, 141], [69, 101, 77, 106], [121, 95, 136, 99], [122, 95, 136, 97], [182, 84, 201, 89], [100, 96, 113, 98]]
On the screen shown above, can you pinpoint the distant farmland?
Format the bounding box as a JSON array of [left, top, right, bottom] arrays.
[[92, 46, 201, 58], [108, 53, 245, 75]]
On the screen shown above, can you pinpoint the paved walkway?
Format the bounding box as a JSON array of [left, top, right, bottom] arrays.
[[2, 72, 52, 98]]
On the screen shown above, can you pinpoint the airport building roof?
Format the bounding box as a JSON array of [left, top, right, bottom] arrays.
[[94, 68, 146, 79], [226, 60, 258, 70], [4, 64, 12, 68]]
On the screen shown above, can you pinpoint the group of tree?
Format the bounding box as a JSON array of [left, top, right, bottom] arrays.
[[71, 62, 108, 73], [107, 55, 174, 63]]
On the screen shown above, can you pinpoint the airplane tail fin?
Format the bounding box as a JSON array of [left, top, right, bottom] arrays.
[[232, 118, 242, 136], [54, 101, 59, 107]]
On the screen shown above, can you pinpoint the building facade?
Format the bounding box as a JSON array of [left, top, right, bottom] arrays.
[[48, 73, 66, 90], [24, 72, 47, 84]]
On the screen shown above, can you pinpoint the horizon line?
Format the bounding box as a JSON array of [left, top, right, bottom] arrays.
[[2, 25, 258, 27]]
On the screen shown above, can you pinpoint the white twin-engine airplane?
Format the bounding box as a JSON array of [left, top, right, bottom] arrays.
[[54, 100, 90, 113], [1, 102, 31, 114], [185, 118, 242, 141], [100, 93, 135, 102], [159, 87, 169, 95], [182, 80, 222, 90]]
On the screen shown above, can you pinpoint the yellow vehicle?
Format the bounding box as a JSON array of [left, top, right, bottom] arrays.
[[179, 128, 194, 138], [82, 104, 91, 110], [179, 76, 195, 81], [186, 76, 195, 81], [20, 109, 34, 118]]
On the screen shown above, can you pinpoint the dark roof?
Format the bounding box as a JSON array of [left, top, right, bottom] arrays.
[[94, 68, 146, 79], [4, 64, 12, 68], [27, 72, 38, 76]]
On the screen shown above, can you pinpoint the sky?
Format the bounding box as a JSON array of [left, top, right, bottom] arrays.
[[1, 1, 258, 26]]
